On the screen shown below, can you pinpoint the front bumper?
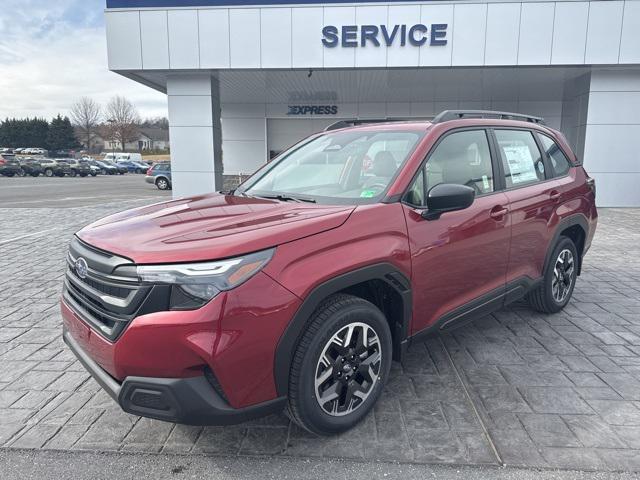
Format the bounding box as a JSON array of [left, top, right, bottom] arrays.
[[63, 328, 286, 425], [144, 175, 155, 184]]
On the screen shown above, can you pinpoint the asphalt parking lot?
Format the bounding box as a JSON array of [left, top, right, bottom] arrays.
[[0, 175, 171, 208], [0, 182, 639, 475]]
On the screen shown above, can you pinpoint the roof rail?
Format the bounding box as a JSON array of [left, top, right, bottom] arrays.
[[324, 117, 432, 131], [432, 110, 545, 125]]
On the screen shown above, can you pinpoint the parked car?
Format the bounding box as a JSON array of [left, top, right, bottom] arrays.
[[61, 110, 597, 435], [92, 160, 118, 175], [84, 160, 102, 176], [145, 162, 172, 190], [18, 157, 44, 177], [0, 153, 21, 176], [104, 152, 144, 164], [131, 161, 150, 173], [57, 159, 93, 177], [104, 160, 127, 175], [40, 158, 71, 177], [116, 160, 145, 174]]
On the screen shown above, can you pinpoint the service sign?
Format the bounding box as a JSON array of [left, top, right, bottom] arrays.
[[321, 24, 447, 48]]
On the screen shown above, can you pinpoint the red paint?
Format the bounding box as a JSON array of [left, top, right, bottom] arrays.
[[61, 117, 597, 412]]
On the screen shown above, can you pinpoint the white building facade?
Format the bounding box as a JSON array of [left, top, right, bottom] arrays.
[[106, 0, 640, 206]]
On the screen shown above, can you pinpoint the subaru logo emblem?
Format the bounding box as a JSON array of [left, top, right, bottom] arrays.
[[75, 257, 88, 279]]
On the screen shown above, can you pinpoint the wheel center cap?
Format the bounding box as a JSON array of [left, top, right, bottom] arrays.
[[342, 364, 353, 373]]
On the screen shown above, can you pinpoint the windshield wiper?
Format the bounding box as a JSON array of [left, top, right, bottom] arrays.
[[256, 194, 316, 203]]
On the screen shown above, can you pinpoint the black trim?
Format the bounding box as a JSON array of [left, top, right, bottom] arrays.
[[273, 263, 412, 396], [543, 214, 589, 277], [408, 276, 542, 345], [63, 329, 286, 425]]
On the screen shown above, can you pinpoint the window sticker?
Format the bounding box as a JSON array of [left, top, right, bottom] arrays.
[[503, 145, 538, 184], [482, 175, 490, 191], [360, 189, 377, 198]]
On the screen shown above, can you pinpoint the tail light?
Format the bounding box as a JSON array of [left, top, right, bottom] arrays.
[[146, 166, 153, 175], [586, 176, 596, 197], [0, 158, 6, 166]]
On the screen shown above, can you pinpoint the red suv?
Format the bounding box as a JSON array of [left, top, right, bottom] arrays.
[[61, 110, 597, 435]]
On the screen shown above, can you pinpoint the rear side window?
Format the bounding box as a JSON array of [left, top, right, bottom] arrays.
[[540, 134, 571, 177], [495, 130, 545, 188]]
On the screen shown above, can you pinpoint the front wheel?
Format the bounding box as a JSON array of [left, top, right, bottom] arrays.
[[287, 294, 392, 435], [44, 168, 53, 177], [69, 169, 77, 177], [528, 236, 578, 313], [17, 168, 25, 177]]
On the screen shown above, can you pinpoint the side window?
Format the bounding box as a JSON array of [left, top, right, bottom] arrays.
[[405, 130, 494, 206], [495, 130, 545, 188], [540, 134, 571, 177]]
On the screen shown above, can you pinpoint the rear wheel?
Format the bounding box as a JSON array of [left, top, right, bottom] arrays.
[[287, 294, 392, 435], [69, 169, 77, 177], [17, 168, 25, 177], [528, 236, 578, 313], [155, 177, 169, 190], [44, 168, 53, 177]]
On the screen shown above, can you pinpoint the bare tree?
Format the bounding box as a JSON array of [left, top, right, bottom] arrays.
[[70, 97, 102, 151], [105, 96, 141, 152]]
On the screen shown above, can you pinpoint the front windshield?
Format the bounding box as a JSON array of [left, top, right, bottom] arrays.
[[241, 129, 422, 204]]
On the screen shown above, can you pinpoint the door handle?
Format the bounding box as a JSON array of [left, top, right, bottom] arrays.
[[489, 205, 508, 220], [549, 190, 561, 202]]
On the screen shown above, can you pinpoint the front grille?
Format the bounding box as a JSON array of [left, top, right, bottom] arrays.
[[63, 237, 152, 341]]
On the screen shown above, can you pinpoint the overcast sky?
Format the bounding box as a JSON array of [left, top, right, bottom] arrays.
[[0, 0, 168, 120]]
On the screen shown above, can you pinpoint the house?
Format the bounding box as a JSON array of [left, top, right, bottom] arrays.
[[75, 127, 170, 153]]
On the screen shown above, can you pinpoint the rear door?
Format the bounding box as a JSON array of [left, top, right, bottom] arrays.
[[402, 128, 511, 335], [492, 128, 557, 287]]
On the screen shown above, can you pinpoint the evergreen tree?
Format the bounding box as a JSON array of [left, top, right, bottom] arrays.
[[46, 115, 79, 151]]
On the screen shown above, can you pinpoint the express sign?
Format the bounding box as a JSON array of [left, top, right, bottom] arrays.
[[322, 24, 448, 48]]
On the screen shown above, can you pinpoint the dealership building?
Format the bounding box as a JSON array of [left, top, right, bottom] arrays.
[[105, 0, 640, 206]]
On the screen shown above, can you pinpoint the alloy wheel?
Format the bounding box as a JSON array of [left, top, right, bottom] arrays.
[[552, 248, 574, 303], [314, 322, 382, 417]]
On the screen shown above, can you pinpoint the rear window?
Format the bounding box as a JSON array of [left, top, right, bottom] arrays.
[[539, 134, 571, 177]]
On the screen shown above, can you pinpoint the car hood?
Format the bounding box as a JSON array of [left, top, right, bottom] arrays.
[[76, 193, 355, 264]]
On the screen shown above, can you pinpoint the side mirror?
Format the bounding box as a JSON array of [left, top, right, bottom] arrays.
[[421, 183, 475, 220]]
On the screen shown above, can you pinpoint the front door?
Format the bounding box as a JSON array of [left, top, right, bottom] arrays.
[[402, 129, 511, 335]]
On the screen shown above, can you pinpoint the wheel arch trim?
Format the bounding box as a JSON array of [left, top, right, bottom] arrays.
[[273, 263, 412, 397], [544, 213, 589, 277]]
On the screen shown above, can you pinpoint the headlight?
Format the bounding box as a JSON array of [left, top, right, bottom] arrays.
[[137, 248, 275, 310]]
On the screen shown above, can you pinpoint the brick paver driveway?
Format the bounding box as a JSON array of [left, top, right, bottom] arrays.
[[1, 204, 639, 472]]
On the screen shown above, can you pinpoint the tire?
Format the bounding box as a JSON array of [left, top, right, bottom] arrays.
[[69, 169, 77, 177], [287, 294, 392, 435], [31, 172, 39, 177], [44, 168, 53, 177], [17, 168, 25, 177], [91, 172, 97, 177], [528, 236, 578, 314], [155, 177, 169, 190]]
